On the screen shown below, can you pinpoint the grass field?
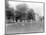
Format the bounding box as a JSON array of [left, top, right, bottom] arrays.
[[5, 20, 44, 34]]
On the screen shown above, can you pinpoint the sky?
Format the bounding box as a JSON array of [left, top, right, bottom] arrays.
[[8, 1, 44, 16]]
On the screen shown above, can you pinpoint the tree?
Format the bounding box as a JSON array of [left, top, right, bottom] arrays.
[[27, 9, 35, 20], [16, 4, 28, 13], [15, 10, 22, 22], [15, 10, 27, 22], [15, 4, 28, 22], [5, 0, 9, 10]]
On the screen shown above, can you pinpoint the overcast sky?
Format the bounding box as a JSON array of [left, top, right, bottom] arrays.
[[8, 1, 44, 16]]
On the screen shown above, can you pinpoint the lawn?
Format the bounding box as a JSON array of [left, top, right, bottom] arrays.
[[5, 20, 44, 34]]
